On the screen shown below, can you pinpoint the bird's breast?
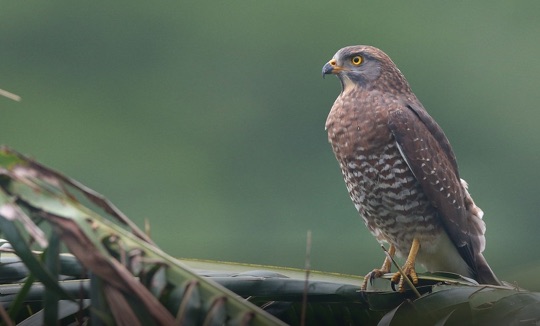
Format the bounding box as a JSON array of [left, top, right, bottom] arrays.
[[326, 92, 442, 251], [325, 91, 393, 158]]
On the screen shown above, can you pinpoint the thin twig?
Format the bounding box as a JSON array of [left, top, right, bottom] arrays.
[[300, 230, 312, 326], [144, 218, 151, 238], [0, 88, 21, 102], [0, 303, 15, 326], [381, 244, 421, 298]]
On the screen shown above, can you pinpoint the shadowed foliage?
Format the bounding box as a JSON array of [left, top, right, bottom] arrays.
[[0, 146, 539, 325]]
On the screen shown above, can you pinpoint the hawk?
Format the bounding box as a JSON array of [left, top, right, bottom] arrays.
[[322, 45, 500, 291]]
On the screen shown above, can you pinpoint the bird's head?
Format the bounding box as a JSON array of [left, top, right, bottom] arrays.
[[322, 45, 408, 92]]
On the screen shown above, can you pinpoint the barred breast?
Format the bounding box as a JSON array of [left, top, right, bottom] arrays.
[[326, 90, 443, 258]]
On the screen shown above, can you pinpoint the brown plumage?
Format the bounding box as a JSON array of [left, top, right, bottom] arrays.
[[322, 45, 500, 291]]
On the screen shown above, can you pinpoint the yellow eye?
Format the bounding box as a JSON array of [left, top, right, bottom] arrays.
[[351, 56, 363, 65]]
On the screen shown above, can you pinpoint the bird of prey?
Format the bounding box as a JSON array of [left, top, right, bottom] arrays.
[[322, 45, 500, 291]]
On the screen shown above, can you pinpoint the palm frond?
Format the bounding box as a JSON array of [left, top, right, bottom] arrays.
[[0, 146, 284, 325], [0, 146, 539, 325]]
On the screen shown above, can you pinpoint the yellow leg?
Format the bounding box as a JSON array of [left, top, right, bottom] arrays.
[[391, 238, 420, 292], [380, 244, 396, 273], [361, 244, 396, 290]]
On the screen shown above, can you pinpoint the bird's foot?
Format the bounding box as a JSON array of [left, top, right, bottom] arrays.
[[361, 244, 396, 290], [361, 268, 390, 290], [390, 261, 418, 292]]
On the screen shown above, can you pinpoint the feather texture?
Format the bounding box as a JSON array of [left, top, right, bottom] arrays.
[[323, 45, 499, 285]]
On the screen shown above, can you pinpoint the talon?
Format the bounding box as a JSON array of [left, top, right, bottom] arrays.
[[361, 269, 386, 290], [410, 269, 418, 284], [390, 280, 397, 292], [390, 267, 418, 292], [397, 274, 406, 292], [360, 244, 396, 290], [391, 271, 401, 284]]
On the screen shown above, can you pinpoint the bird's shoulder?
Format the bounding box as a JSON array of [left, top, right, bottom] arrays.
[[387, 100, 459, 174]]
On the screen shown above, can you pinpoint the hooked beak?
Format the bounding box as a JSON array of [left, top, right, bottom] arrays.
[[322, 59, 344, 78]]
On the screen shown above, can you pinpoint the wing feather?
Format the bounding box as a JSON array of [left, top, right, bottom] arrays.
[[387, 102, 486, 275]]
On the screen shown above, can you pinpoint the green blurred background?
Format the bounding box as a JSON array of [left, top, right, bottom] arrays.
[[1, 2, 539, 289]]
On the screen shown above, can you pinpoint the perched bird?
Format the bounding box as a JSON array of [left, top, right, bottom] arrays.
[[322, 45, 500, 291]]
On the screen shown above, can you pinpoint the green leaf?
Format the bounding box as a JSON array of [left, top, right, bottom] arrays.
[[0, 147, 286, 325], [43, 233, 61, 325], [0, 217, 69, 299]]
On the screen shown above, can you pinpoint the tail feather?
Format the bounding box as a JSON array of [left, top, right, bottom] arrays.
[[475, 253, 501, 286]]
